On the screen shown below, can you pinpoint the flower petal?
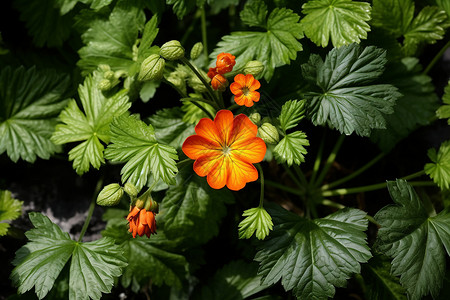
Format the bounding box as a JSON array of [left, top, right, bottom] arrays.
[[226, 158, 259, 191], [229, 114, 258, 145], [194, 118, 223, 145], [249, 77, 261, 91], [231, 137, 267, 164], [244, 74, 255, 87], [234, 73, 246, 85], [230, 82, 243, 95], [249, 91, 260, 103], [182, 135, 221, 160], [193, 152, 224, 177], [214, 110, 234, 145], [234, 94, 245, 106], [206, 156, 228, 189]]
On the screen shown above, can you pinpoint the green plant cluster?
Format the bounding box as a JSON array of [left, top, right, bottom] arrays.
[[1, 0, 450, 299]]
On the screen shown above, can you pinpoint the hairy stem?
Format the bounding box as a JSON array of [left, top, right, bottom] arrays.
[[78, 178, 103, 242], [256, 164, 265, 208], [313, 134, 345, 188], [309, 132, 326, 185]]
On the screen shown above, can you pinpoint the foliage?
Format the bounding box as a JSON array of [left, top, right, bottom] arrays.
[[2, 0, 450, 299]]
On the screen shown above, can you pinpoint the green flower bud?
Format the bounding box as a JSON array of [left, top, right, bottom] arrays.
[[138, 54, 165, 81], [97, 183, 123, 206], [249, 112, 261, 125], [160, 40, 185, 61], [243, 60, 265, 77], [98, 79, 112, 91], [258, 123, 279, 144], [124, 182, 138, 198], [103, 70, 115, 80], [190, 42, 203, 60]]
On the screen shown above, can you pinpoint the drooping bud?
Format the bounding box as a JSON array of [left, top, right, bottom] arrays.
[[249, 112, 261, 125], [243, 60, 264, 77], [211, 74, 228, 91], [216, 53, 236, 74], [138, 54, 165, 81], [160, 40, 185, 61], [97, 183, 123, 206], [258, 123, 280, 144], [124, 182, 138, 198], [190, 42, 203, 60]]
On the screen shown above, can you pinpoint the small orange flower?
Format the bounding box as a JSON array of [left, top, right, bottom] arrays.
[[207, 67, 217, 79], [230, 74, 261, 107], [211, 73, 228, 91], [182, 110, 266, 191], [127, 206, 157, 238], [216, 53, 236, 74]]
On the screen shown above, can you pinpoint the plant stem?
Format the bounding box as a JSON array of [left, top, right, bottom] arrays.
[[78, 178, 103, 242], [401, 169, 426, 181], [176, 158, 192, 169], [200, 6, 208, 61], [423, 39, 450, 75], [189, 100, 215, 119], [180, 10, 200, 45], [322, 181, 435, 197], [293, 165, 308, 186], [264, 179, 302, 196], [283, 164, 305, 192], [256, 164, 265, 207], [365, 215, 379, 226], [322, 152, 386, 190], [313, 134, 345, 188], [320, 199, 345, 209], [226, 103, 240, 111], [180, 57, 220, 108], [309, 132, 326, 185]]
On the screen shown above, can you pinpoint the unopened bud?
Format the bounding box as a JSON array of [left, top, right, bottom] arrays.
[[104, 70, 115, 80], [211, 74, 228, 91], [160, 40, 185, 61], [249, 112, 261, 125], [190, 42, 203, 60], [98, 79, 112, 91], [97, 184, 123, 206], [258, 123, 279, 144], [244, 60, 264, 77], [138, 54, 165, 81], [124, 182, 138, 198]]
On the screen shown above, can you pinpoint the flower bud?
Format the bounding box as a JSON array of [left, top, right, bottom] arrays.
[[138, 54, 165, 81], [160, 40, 185, 60], [97, 183, 123, 206], [124, 182, 138, 198], [243, 60, 264, 77], [258, 123, 280, 144], [103, 70, 115, 80], [249, 112, 261, 125], [211, 74, 228, 91], [216, 53, 236, 74], [190, 42, 203, 60], [98, 79, 112, 91]]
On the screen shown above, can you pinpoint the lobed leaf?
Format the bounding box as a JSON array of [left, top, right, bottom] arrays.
[[301, 0, 372, 48], [273, 131, 309, 166], [425, 140, 450, 190], [375, 179, 450, 300], [278, 99, 306, 132], [302, 43, 400, 136], [0, 66, 71, 163], [104, 114, 178, 190], [238, 206, 273, 240], [255, 205, 371, 299], [436, 80, 450, 124], [0, 190, 23, 236]]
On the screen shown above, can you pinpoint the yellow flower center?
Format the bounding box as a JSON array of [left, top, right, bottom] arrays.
[[222, 146, 232, 156], [242, 87, 250, 96]]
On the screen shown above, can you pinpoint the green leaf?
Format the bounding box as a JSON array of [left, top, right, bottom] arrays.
[[374, 179, 450, 300], [371, 0, 415, 37], [51, 75, 130, 175], [211, 0, 303, 81], [166, 0, 197, 19], [402, 6, 450, 56], [239, 0, 268, 28], [104, 114, 178, 190], [361, 254, 407, 300], [137, 15, 160, 64], [278, 99, 306, 132], [181, 100, 215, 124], [0, 66, 71, 163], [158, 168, 234, 247], [207, 0, 240, 15], [436, 0, 450, 17], [11, 212, 127, 300], [302, 43, 400, 136], [13, 0, 75, 47], [273, 131, 309, 166], [77, 0, 146, 75], [425, 140, 450, 190], [0, 190, 23, 236], [147, 107, 195, 149], [370, 58, 439, 152], [437, 80, 450, 124], [255, 205, 372, 299], [301, 0, 371, 48], [238, 206, 273, 240], [192, 260, 271, 300]]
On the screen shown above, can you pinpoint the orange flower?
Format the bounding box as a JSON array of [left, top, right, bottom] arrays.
[[207, 67, 217, 79], [216, 53, 236, 74], [230, 74, 261, 107], [182, 110, 266, 191], [211, 73, 228, 91], [127, 206, 157, 238]]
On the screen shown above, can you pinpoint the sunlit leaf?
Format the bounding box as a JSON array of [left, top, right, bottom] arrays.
[[0, 190, 23, 236], [255, 205, 371, 299], [278, 99, 306, 132], [301, 0, 371, 48], [436, 80, 450, 124], [273, 131, 309, 166], [375, 179, 450, 300], [238, 206, 273, 240], [425, 140, 450, 190]]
